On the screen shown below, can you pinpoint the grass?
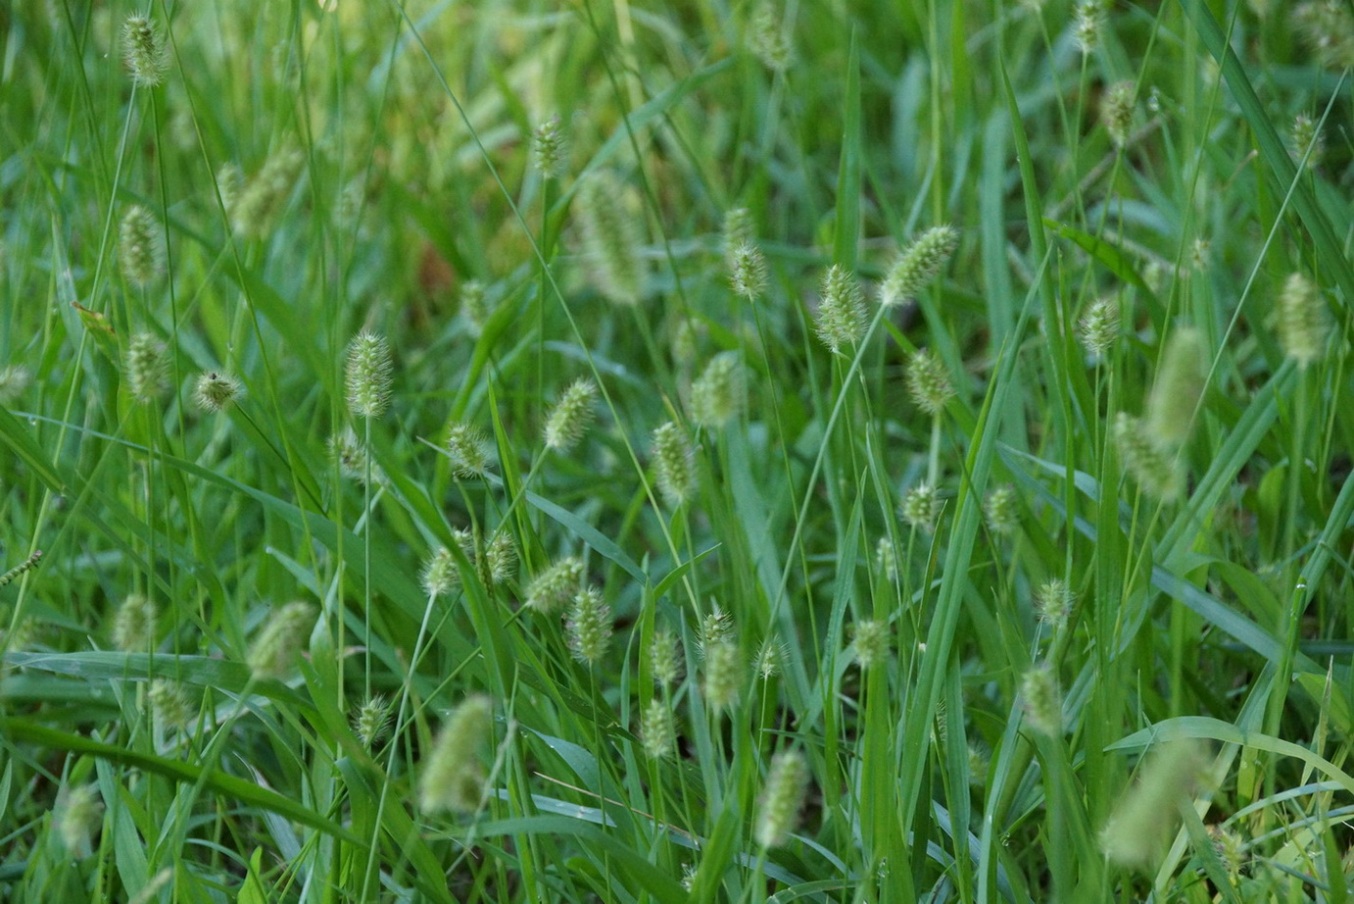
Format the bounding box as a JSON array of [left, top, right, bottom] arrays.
[[1, 0, 1352, 901]]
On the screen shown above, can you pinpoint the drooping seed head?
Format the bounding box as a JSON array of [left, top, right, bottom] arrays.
[[543, 378, 598, 452], [524, 556, 584, 614], [879, 226, 958, 308]]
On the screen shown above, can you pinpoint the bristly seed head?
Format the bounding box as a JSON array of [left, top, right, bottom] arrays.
[[1078, 296, 1119, 360], [879, 226, 959, 308], [194, 371, 243, 412], [728, 242, 768, 301], [421, 546, 460, 599], [755, 750, 809, 848], [352, 695, 393, 749], [1144, 327, 1204, 449], [651, 421, 696, 507], [905, 347, 955, 415], [125, 332, 169, 404], [122, 15, 167, 87], [524, 556, 584, 614], [345, 330, 392, 419], [1276, 272, 1330, 369], [444, 423, 492, 478], [113, 593, 157, 652], [532, 116, 568, 179], [566, 586, 612, 666], [690, 352, 744, 428], [900, 482, 940, 532], [1102, 81, 1135, 148], [851, 619, 890, 670], [650, 628, 683, 687], [1020, 662, 1061, 737], [640, 698, 677, 760], [983, 485, 1020, 535], [815, 265, 867, 355], [418, 694, 493, 815], [119, 205, 165, 286], [246, 601, 315, 681], [543, 378, 598, 452], [577, 171, 643, 305], [702, 639, 742, 711]]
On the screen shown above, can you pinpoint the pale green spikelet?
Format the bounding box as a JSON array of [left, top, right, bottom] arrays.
[[232, 146, 304, 238], [900, 482, 940, 532], [723, 208, 755, 262], [729, 242, 767, 301], [650, 629, 683, 687], [149, 678, 194, 730], [984, 485, 1019, 535], [577, 171, 643, 305], [532, 116, 567, 179], [875, 536, 899, 582], [815, 265, 867, 355], [879, 226, 959, 308], [0, 365, 32, 405], [352, 695, 393, 749], [1035, 579, 1073, 632], [747, 1, 793, 71], [524, 556, 584, 614], [968, 743, 990, 787], [671, 319, 699, 368], [640, 698, 677, 760], [651, 421, 696, 507], [690, 352, 744, 428], [216, 163, 244, 218], [1020, 662, 1061, 737], [566, 586, 611, 666], [193, 371, 243, 412], [543, 377, 598, 452], [421, 546, 460, 598], [851, 619, 890, 670], [906, 347, 955, 415], [1101, 739, 1208, 870], [55, 785, 103, 856], [1078, 295, 1119, 359], [419, 694, 493, 815], [483, 531, 516, 585], [329, 428, 383, 484], [1102, 81, 1135, 148], [1145, 327, 1204, 449], [1207, 824, 1247, 877], [125, 332, 169, 404], [459, 280, 493, 339], [754, 635, 786, 680], [0, 550, 42, 588], [113, 593, 157, 652], [702, 639, 741, 710], [1114, 412, 1182, 501], [444, 422, 491, 478], [698, 606, 734, 656], [1276, 272, 1330, 368], [345, 330, 392, 419], [1294, 1, 1354, 69], [118, 205, 164, 286], [1074, 0, 1105, 54], [246, 601, 315, 681], [1290, 113, 1324, 169], [755, 750, 809, 848], [122, 15, 167, 87]]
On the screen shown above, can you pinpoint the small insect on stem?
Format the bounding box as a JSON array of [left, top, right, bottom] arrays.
[[0, 550, 43, 587]]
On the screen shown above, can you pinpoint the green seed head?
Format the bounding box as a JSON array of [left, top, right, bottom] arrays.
[[543, 377, 598, 452], [566, 586, 612, 666], [650, 628, 683, 687], [1101, 739, 1208, 870], [815, 264, 867, 355], [851, 619, 890, 670], [232, 146, 304, 238], [701, 639, 742, 711], [1020, 662, 1062, 737], [747, 2, 793, 71], [246, 601, 315, 681], [651, 421, 696, 507], [113, 593, 157, 652], [122, 15, 167, 87], [1035, 578, 1074, 632], [1102, 81, 1135, 148], [1276, 272, 1330, 368], [728, 242, 768, 301], [194, 371, 243, 412], [524, 556, 585, 614], [906, 347, 955, 415], [421, 546, 460, 599], [577, 171, 643, 305], [118, 205, 164, 286], [418, 694, 493, 815], [690, 352, 744, 428], [1145, 327, 1204, 449], [879, 226, 958, 308], [125, 332, 169, 404], [532, 116, 568, 179], [150, 678, 194, 730], [444, 423, 491, 478], [1114, 412, 1183, 501], [352, 695, 393, 749], [55, 785, 104, 857], [640, 698, 677, 760], [755, 750, 809, 848], [345, 330, 393, 419], [1291, 113, 1324, 169], [459, 280, 492, 339], [1078, 295, 1119, 359], [983, 485, 1020, 535], [900, 482, 940, 532]]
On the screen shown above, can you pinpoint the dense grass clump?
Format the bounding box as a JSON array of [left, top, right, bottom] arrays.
[[2, 1, 1352, 901]]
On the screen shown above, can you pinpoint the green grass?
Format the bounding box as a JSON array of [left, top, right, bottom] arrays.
[[2, 0, 1352, 901]]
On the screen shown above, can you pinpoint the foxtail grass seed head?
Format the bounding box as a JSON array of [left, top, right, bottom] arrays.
[[851, 619, 890, 670], [1294, 1, 1354, 69], [756, 751, 809, 848], [1207, 825, 1247, 876], [815, 265, 868, 355], [1035, 579, 1073, 631], [1020, 663, 1061, 737], [723, 207, 755, 262], [1145, 327, 1204, 449], [524, 556, 584, 614], [232, 146, 304, 238], [640, 698, 677, 760], [1074, 0, 1105, 54], [728, 242, 768, 301], [125, 332, 169, 404], [459, 280, 492, 338], [900, 482, 940, 532], [122, 15, 167, 87], [566, 586, 611, 666], [0, 549, 43, 589], [113, 593, 157, 651], [650, 629, 683, 687], [419, 694, 493, 815], [651, 421, 696, 507], [671, 319, 699, 368], [353, 695, 393, 749], [1102, 81, 1135, 148], [1114, 412, 1182, 501], [421, 546, 460, 598], [690, 352, 744, 428], [194, 371, 243, 412], [247, 601, 315, 681], [1290, 113, 1324, 169], [118, 205, 164, 286], [531, 116, 567, 179], [55, 785, 103, 856], [879, 226, 959, 308], [345, 331, 392, 419], [754, 636, 786, 680], [875, 536, 899, 582], [906, 348, 955, 415], [483, 532, 516, 585], [1078, 296, 1119, 359], [1101, 739, 1208, 870], [150, 679, 193, 730], [702, 639, 742, 710], [216, 163, 244, 217], [329, 428, 382, 484], [578, 171, 643, 305], [698, 606, 734, 656], [984, 485, 1019, 535], [444, 423, 491, 478], [1277, 272, 1331, 368], [543, 378, 598, 452], [747, 1, 793, 71]]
